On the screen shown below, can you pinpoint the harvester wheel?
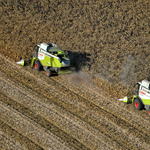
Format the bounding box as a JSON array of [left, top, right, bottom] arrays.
[[148, 109, 150, 117], [133, 99, 144, 110], [46, 69, 52, 77], [34, 60, 42, 71]]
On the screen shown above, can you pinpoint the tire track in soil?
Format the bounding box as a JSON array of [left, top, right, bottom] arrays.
[[0, 54, 150, 149], [0, 101, 72, 150]]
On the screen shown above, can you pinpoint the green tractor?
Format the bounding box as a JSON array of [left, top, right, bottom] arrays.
[[17, 42, 72, 77]]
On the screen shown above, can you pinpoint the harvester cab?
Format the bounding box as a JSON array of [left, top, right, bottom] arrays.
[[119, 80, 150, 116]]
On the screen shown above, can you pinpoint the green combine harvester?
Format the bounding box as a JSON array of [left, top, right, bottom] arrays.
[[17, 42, 72, 77], [119, 80, 150, 116]]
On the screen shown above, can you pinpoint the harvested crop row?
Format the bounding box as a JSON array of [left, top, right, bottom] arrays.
[[0, 73, 128, 150], [20, 68, 150, 147], [0, 101, 72, 150], [0, 92, 87, 150], [0, 55, 150, 149], [0, 131, 24, 150], [0, 120, 42, 150], [58, 74, 150, 130], [0, 78, 115, 150]]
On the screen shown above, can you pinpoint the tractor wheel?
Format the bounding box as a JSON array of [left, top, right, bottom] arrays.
[[34, 60, 42, 71], [133, 99, 144, 110], [46, 69, 52, 77]]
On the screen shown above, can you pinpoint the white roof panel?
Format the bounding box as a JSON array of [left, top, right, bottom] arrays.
[[39, 43, 48, 51], [141, 80, 150, 89]]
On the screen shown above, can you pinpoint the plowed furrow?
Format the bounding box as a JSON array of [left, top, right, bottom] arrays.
[[0, 101, 71, 150], [0, 79, 116, 150]]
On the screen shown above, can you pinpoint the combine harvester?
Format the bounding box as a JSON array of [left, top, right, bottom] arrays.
[[119, 80, 150, 116], [17, 42, 73, 77]]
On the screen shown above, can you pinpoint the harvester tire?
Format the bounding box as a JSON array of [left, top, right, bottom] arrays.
[[34, 60, 42, 71], [148, 109, 150, 117], [133, 99, 144, 110], [46, 69, 52, 77]]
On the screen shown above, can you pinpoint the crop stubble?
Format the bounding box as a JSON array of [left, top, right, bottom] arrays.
[[0, 54, 150, 149]]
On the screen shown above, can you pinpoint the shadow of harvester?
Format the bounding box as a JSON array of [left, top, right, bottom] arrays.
[[68, 51, 91, 72]]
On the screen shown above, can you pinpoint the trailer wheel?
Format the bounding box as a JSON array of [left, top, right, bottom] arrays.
[[34, 61, 42, 71], [148, 109, 150, 117], [46, 69, 52, 77], [133, 99, 144, 110]]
